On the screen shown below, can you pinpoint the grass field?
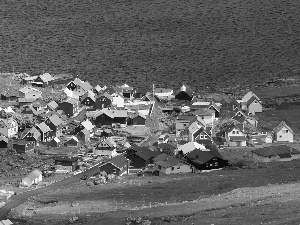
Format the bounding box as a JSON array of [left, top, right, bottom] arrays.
[[1, 0, 300, 90]]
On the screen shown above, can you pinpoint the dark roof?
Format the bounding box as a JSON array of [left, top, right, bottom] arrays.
[[175, 84, 194, 97], [48, 114, 63, 126], [134, 149, 161, 161], [104, 155, 128, 169], [187, 150, 216, 164], [155, 156, 184, 168]]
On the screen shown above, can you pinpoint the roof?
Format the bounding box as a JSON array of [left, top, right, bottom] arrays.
[[208, 102, 221, 113], [81, 120, 94, 130], [177, 115, 196, 121], [252, 145, 300, 157], [19, 86, 42, 94], [37, 122, 51, 133], [18, 98, 36, 103], [178, 142, 206, 155], [246, 95, 260, 106], [273, 121, 294, 134], [155, 156, 184, 168], [175, 84, 194, 97], [224, 123, 244, 134], [81, 81, 93, 91], [38, 73, 54, 82], [193, 108, 215, 116], [82, 90, 96, 102], [242, 91, 260, 102], [139, 134, 159, 147], [48, 114, 63, 126], [131, 112, 146, 120], [13, 139, 35, 145], [52, 137, 61, 143], [0, 118, 17, 128], [154, 88, 173, 93], [186, 150, 216, 163], [102, 155, 128, 169], [0, 219, 13, 225], [66, 98, 78, 104], [98, 92, 113, 100], [0, 135, 8, 142], [47, 100, 59, 110], [153, 153, 170, 162], [99, 137, 116, 148]]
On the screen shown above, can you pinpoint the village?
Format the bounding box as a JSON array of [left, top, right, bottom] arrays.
[[0, 72, 299, 224]]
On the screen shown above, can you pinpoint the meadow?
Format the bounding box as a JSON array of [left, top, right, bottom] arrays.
[[1, 0, 300, 90]]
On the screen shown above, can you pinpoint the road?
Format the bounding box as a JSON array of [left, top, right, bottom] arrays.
[[0, 164, 100, 220]]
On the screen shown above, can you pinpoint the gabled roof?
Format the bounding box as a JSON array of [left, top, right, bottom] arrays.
[[208, 102, 221, 113], [99, 137, 116, 148], [98, 92, 113, 100], [38, 73, 54, 82], [131, 112, 146, 120], [154, 88, 173, 94], [27, 169, 42, 179], [109, 155, 128, 169], [224, 123, 244, 134], [19, 86, 42, 94], [81, 81, 93, 91], [52, 137, 61, 143], [242, 91, 260, 103], [48, 114, 63, 126], [81, 90, 96, 102], [81, 120, 94, 130], [21, 126, 41, 140], [186, 149, 217, 163], [155, 156, 185, 168], [193, 108, 215, 117], [273, 121, 294, 134], [67, 135, 79, 142], [246, 95, 261, 106], [0, 118, 17, 128], [66, 98, 78, 105], [47, 100, 59, 110], [175, 84, 194, 97], [0, 135, 8, 143], [177, 115, 196, 121], [37, 122, 51, 133], [252, 145, 300, 157], [153, 153, 169, 162]]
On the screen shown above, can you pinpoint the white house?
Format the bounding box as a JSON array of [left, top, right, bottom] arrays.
[[154, 88, 174, 99], [94, 137, 117, 157], [273, 121, 294, 142], [21, 169, 42, 187], [154, 155, 192, 175], [224, 123, 247, 147]]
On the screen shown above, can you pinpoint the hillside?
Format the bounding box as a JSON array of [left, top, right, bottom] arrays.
[[1, 0, 300, 90]]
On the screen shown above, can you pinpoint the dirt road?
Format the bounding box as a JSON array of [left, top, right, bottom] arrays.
[[0, 165, 100, 220]]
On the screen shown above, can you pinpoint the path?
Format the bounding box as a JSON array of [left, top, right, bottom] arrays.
[[0, 164, 100, 220]]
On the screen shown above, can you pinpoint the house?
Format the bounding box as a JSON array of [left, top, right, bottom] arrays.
[[208, 102, 221, 118], [94, 137, 117, 157], [0, 118, 18, 138], [21, 104, 43, 116], [94, 110, 127, 127], [189, 124, 212, 145], [18, 97, 37, 107], [126, 146, 161, 168], [19, 86, 42, 99], [158, 134, 169, 145], [177, 142, 206, 155], [240, 91, 262, 115], [32, 73, 54, 87], [186, 149, 228, 171], [47, 100, 59, 111], [224, 123, 247, 147], [154, 155, 192, 175], [175, 84, 194, 101], [64, 136, 80, 147], [44, 114, 63, 137], [20, 127, 41, 145], [66, 78, 93, 94], [20, 75, 38, 85], [21, 169, 42, 187], [81, 90, 96, 107], [175, 115, 197, 136], [252, 145, 300, 162], [154, 88, 174, 99], [220, 98, 240, 111], [1, 89, 18, 101], [111, 93, 125, 108], [93, 85, 107, 94], [13, 140, 36, 154], [75, 120, 94, 136], [76, 128, 90, 142], [36, 122, 52, 142], [119, 84, 135, 99], [232, 112, 258, 128], [99, 155, 128, 176], [49, 137, 61, 147], [0, 135, 8, 148], [93, 93, 112, 110], [273, 121, 294, 142], [129, 112, 146, 125], [193, 108, 215, 126], [54, 156, 79, 172], [59, 98, 79, 116], [0, 219, 13, 225]]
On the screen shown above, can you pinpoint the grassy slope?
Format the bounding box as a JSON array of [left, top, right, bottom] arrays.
[[1, 0, 300, 90]]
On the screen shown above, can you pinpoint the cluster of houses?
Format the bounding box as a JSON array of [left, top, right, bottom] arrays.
[[0, 73, 298, 179]]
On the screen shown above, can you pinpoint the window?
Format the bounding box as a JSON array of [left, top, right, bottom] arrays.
[[232, 131, 235, 134], [113, 169, 117, 173], [171, 167, 174, 171], [158, 165, 162, 170], [183, 124, 187, 127], [202, 117, 204, 119], [204, 135, 208, 139], [200, 135, 204, 139], [177, 166, 180, 169], [286, 130, 289, 133], [236, 131, 239, 134], [279, 135, 282, 138], [210, 163, 213, 167], [215, 162, 218, 166]]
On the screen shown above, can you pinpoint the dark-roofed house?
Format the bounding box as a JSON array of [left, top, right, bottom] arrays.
[[126, 147, 161, 169], [154, 155, 192, 175], [21, 127, 41, 145], [36, 122, 52, 142], [0, 118, 18, 138], [129, 112, 146, 125], [54, 156, 79, 172], [93, 93, 112, 110], [1, 89, 18, 101], [273, 121, 294, 143], [81, 90, 96, 107], [224, 123, 246, 147], [208, 102, 221, 118], [64, 136, 79, 147], [32, 73, 54, 87], [99, 155, 128, 176], [252, 145, 300, 162], [59, 98, 79, 116], [94, 110, 127, 127], [186, 149, 228, 171], [176, 115, 197, 136], [45, 114, 63, 137], [74, 120, 94, 136], [13, 140, 36, 154], [240, 91, 262, 115], [175, 84, 194, 101], [94, 137, 117, 157], [49, 137, 61, 147], [76, 128, 90, 142]]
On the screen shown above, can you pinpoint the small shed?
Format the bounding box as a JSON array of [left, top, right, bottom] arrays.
[[64, 136, 79, 147], [54, 156, 79, 172], [13, 140, 35, 154], [21, 169, 42, 187], [0, 135, 8, 148], [49, 137, 61, 147]]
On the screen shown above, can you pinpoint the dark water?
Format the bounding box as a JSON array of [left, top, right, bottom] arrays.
[[1, 0, 300, 90]]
